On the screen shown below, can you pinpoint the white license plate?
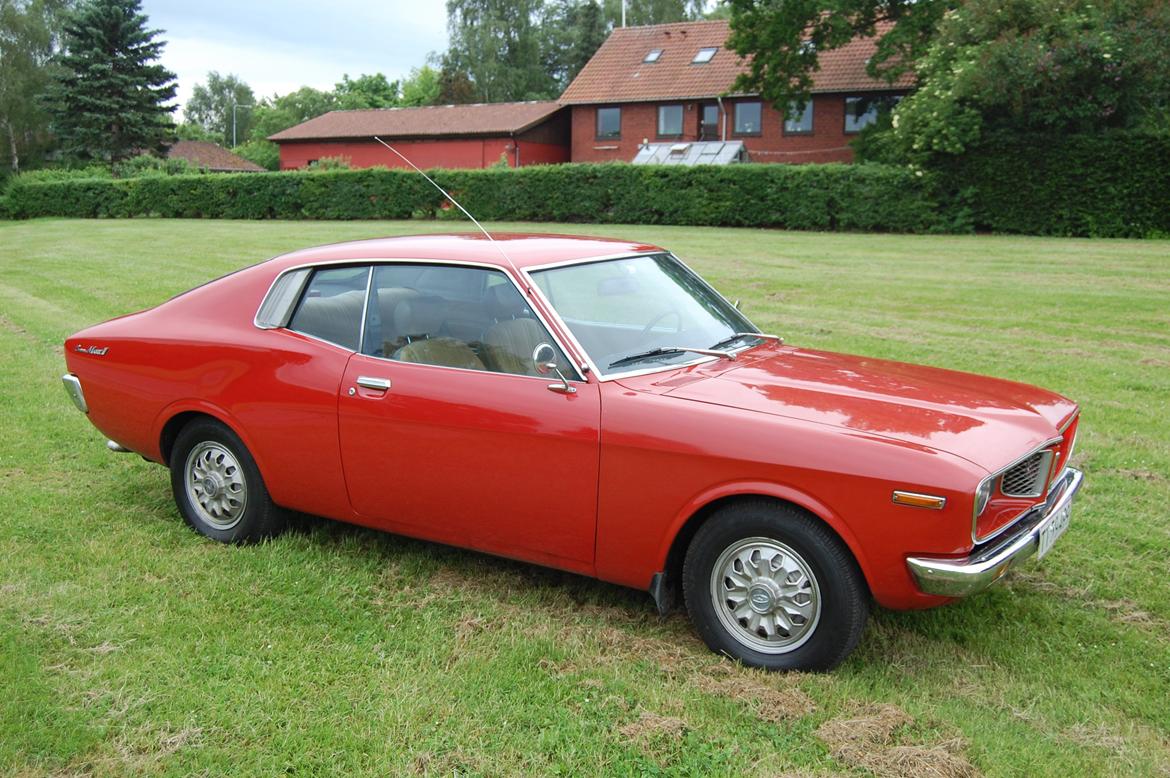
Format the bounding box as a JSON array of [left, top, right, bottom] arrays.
[[1037, 502, 1072, 560]]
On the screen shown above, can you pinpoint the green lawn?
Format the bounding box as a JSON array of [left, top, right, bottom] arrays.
[[1, 219, 1167, 777]]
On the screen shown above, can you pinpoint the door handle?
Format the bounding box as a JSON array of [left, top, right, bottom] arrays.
[[355, 376, 392, 392]]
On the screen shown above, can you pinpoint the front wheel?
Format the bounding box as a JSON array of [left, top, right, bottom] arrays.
[[170, 419, 286, 543], [682, 500, 869, 671]]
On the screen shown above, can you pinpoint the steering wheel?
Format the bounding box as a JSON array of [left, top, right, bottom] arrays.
[[640, 309, 683, 339]]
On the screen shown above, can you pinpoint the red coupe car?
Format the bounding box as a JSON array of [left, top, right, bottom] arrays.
[[62, 233, 1082, 671]]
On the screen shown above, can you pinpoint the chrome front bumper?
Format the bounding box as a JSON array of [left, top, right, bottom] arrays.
[[907, 467, 1084, 598]]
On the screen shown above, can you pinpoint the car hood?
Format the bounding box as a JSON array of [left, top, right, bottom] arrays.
[[636, 346, 1076, 473]]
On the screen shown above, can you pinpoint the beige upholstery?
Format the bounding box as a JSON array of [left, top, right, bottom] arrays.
[[393, 337, 485, 371], [480, 284, 572, 377], [394, 297, 446, 340], [291, 290, 365, 350], [482, 318, 549, 376], [376, 287, 421, 350], [485, 283, 529, 320]]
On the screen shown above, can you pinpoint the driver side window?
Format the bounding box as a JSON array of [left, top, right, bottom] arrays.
[[362, 264, 575, 378]]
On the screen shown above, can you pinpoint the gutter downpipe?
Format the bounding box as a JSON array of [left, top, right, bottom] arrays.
[[513, 133, 520, 167], [716, 96, 727, 141]]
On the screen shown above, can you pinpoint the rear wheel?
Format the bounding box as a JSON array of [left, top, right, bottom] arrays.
[[683, 500, 869, 671], [170, 419, 285, 543]]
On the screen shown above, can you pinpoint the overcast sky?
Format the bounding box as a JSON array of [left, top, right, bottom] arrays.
[[142, 0, 451, 113]]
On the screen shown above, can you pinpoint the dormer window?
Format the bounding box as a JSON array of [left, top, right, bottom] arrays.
[[644, 49, 663, 63], [692, 47, 717, 64]]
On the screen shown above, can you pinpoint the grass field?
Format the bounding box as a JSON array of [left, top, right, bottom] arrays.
[[1, 218, 1168, 777]]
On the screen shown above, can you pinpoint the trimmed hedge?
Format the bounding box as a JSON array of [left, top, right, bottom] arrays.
[[5, 134, 1166, 237], [937, 131, 1170, 238], [1, 163, 946, 233]]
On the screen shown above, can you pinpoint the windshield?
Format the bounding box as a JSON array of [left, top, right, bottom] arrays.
[[531, 254, 758, 375]]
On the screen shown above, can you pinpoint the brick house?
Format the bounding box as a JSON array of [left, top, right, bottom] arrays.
[[269, 102, 569, 171], [559, 20, 912, 164]]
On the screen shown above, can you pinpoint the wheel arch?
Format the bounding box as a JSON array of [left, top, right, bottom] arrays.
[[155, 401, 264, 474], [655, 483, 874, 612]]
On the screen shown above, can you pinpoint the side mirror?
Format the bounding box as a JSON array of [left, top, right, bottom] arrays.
[[533, 343, 576, 394]]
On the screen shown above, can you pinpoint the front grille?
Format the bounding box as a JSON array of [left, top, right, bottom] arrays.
[[1000, 450, 1053, 497]]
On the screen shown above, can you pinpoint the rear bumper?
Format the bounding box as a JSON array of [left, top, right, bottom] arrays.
[[62, 373, 87, 413], [907, 467, 1084, 597]]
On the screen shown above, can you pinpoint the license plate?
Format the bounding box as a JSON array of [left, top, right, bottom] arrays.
[[1037, 502, 1072, 560]]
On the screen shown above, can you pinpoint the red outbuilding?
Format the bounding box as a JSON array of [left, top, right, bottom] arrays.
[[269, 101, 570, 171]]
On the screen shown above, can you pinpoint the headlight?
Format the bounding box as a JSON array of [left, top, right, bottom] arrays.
[[974, 477, 993, 517]]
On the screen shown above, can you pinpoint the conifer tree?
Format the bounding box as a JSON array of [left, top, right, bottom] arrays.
[[45, 0, 177, 162]]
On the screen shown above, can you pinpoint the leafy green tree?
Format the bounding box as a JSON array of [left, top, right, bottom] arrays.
[[444, 0, 558, 101], [725, 0, 953, 117], [544, 0, 608, 89], [600, 0, 703, 26], [248, 86, 336, 142], [888, 0, 1170, 160], [44, 0, 177, 163], [233, 138, 279, 170], [400, 65, 441, 106], [334, 72, 400, 109], [0, 0, 72, 175], [174, 121, 216, 141], [436, 57, 477, 104], [184, 71, 255, 147]]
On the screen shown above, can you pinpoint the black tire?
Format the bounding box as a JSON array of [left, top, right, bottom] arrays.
[[682, 500, 869, 672], [170, 418, 286, 543]]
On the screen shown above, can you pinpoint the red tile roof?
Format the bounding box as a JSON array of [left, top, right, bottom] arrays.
[[269, 101, 565, 142], [165, 140, 265, 172], [559, 19, 912, 105]]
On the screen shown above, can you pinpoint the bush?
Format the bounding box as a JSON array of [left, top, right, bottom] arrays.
[[233, 140, 280, 171], [936, 131, 1170, 237], [1, 162, 946, 232], [112, 154, 203, 178], [9, 165, 112, 184]]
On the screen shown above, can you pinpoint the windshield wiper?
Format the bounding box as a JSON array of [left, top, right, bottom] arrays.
[[709, 332, 785, 351], [608, 345, 736, 370]]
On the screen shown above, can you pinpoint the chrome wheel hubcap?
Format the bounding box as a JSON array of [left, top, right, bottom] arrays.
[[710, 537, 821, 654], [185, 442, 247, 530]]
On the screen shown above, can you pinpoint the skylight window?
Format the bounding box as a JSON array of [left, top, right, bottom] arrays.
[[644, 49, 663, 63], [692, 47, 717, 64]]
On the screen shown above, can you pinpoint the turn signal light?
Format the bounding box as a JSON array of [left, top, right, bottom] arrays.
[[892, 491, 947, 510]]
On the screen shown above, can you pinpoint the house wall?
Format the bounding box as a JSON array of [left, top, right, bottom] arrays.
[[569, 94, 901, 165], [278, 137, 569, 170]]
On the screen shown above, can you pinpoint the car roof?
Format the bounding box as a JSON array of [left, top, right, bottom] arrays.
[[268, 232, 665, 272]]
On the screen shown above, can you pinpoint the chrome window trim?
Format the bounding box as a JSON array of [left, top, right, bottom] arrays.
[[523, 252, 765, 383], [972, 435, 1064, 545], [255, 257, 585, 382], [357, 266, 374, 355], [355, 354, 580, 384]]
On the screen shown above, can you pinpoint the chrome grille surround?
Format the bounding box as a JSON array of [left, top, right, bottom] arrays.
[[1000, 449, 1055, 498], [972, 435, 1062, 544]]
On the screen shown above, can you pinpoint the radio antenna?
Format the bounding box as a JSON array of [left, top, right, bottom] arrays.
[[371, 136, 529, 291]]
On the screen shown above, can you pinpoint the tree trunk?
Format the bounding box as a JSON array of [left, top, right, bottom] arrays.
[[2, 119, 19, 175]]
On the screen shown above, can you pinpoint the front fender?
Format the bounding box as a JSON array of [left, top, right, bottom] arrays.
[[654, 478, 875, 597]]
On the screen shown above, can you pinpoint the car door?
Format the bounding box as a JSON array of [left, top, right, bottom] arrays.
[[336, 262, 601, 570]]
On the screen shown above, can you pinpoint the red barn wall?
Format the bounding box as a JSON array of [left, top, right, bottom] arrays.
[[278, 137, 568, 171], [569, 94, 898, 165]]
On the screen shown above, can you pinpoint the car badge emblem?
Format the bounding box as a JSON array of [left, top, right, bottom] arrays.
[[74, 344, 109, 356]]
